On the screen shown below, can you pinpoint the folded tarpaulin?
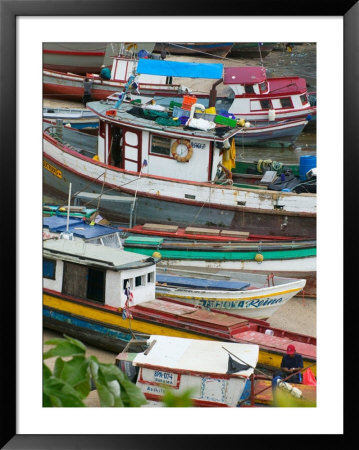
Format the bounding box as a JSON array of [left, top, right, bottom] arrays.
[[227, 355, 250, 374], [136, 59, 223, 79]]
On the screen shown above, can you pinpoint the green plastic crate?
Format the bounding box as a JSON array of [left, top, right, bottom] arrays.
[[214, 115, 237, 127]]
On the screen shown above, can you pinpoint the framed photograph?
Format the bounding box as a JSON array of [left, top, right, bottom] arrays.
[[2, 0, 354, 447]]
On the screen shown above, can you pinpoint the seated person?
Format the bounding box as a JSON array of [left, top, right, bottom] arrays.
[[278, 344, 303, 384]]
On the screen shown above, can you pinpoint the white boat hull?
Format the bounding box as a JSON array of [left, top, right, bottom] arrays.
[[156, 278, 306, 320]]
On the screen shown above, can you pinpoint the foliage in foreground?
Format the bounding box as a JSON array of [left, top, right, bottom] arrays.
[[43, 335, 147, 407]]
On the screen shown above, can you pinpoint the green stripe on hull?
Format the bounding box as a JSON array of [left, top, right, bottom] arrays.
[[123, 246, 316, 261]]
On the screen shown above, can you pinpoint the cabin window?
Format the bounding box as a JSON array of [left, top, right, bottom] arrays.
[[244, 85, 255, 94], [123, 278, 133, 290], [124, 131, 138, 147], [259, 81, 267, 93], [62, 262, 105, 303], [260, 99, 272, 110], [135, 275, 142, 287], [279, 97, 293, 108], [300, 94, 308, 105], [151, 135, 171, 156], [147, 272, 154, 283], [43, 258, 56, 279]]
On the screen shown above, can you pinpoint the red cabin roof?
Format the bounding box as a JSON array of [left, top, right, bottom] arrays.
[[268, 77, 308, 94], [224, 66, 267, 85]]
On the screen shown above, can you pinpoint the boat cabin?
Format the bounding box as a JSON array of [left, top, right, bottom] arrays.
[[115, 335, 259, 407], [87, 101, 239, 183], [43, 239, 157, 309], [222, 66, 312, 120]]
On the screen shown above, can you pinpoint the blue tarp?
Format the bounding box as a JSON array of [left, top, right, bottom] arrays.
[[156, 274, 250, 291], [43, 216, 119, 239], [136, 59, 223, 79]]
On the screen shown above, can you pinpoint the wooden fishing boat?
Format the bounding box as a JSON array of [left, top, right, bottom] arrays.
[[43, 238, 316, 374], [155, 269, 306, 319], [43, 106, 99, 131], [153, 42, 234, 58], [43, 42, 109, 74], [43, 54, 316, 126], [115, 335, 258, 407], [43, 100, 316, 238], [234, 118, 308, 147], [123, 235, 316, 298]]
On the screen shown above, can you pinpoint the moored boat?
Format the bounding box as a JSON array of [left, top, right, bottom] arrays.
[[43, 51, 316, 126], [43, 100, 316, 238], [116, 335, 258, 407], [154, 269, 306, 319], [43, 238, 316, 374], [43, 42, 108, 74], [122, 235, 316, 298], [43, 106, 99, 131]]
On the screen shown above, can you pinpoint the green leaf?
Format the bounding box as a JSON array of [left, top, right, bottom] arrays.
[[119, 377, 147, 407], [53, 357, 65, 378], [161, 387, 195, 407], [43, 363, 52, 380], [43, 337, 86, 359], [43, 376, 85, 407], [95, 383, 118, 407]]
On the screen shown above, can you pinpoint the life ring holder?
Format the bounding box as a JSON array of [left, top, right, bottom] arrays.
[[171, 139, 193, 162]]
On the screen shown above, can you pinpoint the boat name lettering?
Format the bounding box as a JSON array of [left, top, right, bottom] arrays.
[[246, 297, 284, 308], [144, 385, 165, 395], [43, 160, 62, 178], [191, 142, 206, 149], [199, 297, 283, 310]]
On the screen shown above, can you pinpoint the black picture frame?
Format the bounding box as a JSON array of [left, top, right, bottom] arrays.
[[1, 1, 355, 447]]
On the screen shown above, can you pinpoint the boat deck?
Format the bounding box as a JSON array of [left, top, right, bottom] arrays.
[[232, 330, 316, 360], [87, 102, 240, 142]]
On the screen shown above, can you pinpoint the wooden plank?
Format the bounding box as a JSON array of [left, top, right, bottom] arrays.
[[142, 223, 179, 232], [220, 230, 250, 238], [185, 227, 220, 236]]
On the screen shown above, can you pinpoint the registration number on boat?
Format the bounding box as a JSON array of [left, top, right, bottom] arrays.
[[153, 370, 177, 386], [43, 160, 62, 178]]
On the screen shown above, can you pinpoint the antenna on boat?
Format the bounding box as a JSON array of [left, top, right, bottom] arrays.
[[60, 182, 74, 241]]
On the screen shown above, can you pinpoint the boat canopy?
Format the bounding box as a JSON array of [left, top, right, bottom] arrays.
[[136, 59, 223, 79], [43, 216, 119, 240], [223, 66, 267, 85]]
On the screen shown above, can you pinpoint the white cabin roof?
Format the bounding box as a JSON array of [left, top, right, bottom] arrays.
[[43, 239, 157, 271], [132, 335, 259, 378], [87, 102, 240, 143]]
